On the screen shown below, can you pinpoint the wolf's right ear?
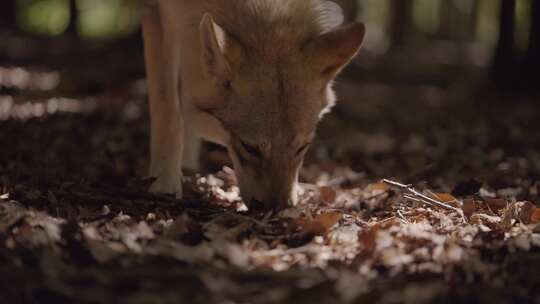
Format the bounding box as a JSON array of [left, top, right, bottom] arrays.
[[200, 13, 242, 85], [307, 22, 365, 77], [200, 13, 231, 83]]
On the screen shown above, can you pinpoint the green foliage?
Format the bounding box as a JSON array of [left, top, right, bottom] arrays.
[[515, 0, 532, 51], [413, 0, 441, 35], [77, 0, 140, 39], [17, 0, 70, 36], [12, 0, 535, 50], [359, 0, 391, 30], [16, 0, 140, 39], [476, 0, 501, 47]]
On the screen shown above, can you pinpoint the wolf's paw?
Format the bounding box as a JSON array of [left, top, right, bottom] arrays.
[[149, 177, 183, 198]]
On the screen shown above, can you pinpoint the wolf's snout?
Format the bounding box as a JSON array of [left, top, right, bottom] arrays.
[[246, 179, 298, 211]]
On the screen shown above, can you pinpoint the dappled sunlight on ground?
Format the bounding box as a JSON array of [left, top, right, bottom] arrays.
[[0, 96, 97, 120], [0, 66, 60, 91]]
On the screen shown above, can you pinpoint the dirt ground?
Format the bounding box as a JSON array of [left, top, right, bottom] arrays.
[[1, 43, 540, 303]]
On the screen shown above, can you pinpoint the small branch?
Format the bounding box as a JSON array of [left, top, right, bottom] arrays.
[[396, 209, 409, 224], [383, 179, 466, 222]]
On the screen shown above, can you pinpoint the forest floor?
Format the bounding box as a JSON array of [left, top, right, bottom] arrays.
[[1, 54, 540, 304]]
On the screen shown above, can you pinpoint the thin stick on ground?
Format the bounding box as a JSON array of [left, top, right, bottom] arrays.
[[383, 179, 466, 222]]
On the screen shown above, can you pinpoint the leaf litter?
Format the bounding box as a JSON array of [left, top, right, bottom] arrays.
[[2, 166, 540, 303], [1, 76, 540, 303]]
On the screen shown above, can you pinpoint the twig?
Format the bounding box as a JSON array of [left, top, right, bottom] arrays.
[[372, 216, 398, 227], [383, 179, 466, 222], [396, 209, 409, 224], [403, 194, 421, 203]]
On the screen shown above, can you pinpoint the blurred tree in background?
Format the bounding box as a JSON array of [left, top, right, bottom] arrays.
[[0, 1, 16, 30], [493, 0, 516, 89], [524, 0, 540, 92], [0, 0, 538, 94], [390, 0, 413, 47]]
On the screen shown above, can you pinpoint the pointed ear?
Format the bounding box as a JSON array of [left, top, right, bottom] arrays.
[[200, 13, 231, 82], [308, 22, 365, 77]]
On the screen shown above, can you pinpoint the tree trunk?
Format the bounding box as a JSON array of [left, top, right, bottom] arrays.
[[492, 0, 516, 89], [524, 0, 540, 92], [66, 0, 79, 36], [390, 0, 413, 48], [468, 0, 480, 42], [438, 0, 454, 40], [0, 1, 17, 30]]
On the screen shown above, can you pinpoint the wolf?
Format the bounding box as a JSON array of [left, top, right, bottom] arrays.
[[142, 0, 365, 210]]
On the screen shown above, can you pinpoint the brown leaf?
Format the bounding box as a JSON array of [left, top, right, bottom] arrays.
[[430, 193, 458, 206], [319, 186, 337, 204], [530, 207, 540, 224], [519, 201, 535, 224], [317, 211, 343, 229], [485, 198, 507, 213], [358, 227, 377, 257], [462, 199, 476, 219], [365, 181, 390, 192], [298, 211, 342, 236], [430, 193, 456, 202]]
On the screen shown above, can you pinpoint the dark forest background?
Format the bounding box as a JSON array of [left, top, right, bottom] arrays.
[[0, 0, 539, 96]]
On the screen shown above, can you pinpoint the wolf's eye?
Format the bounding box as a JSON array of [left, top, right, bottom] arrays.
[[296, 143, 311, 157], [240, 141, 262, 159]]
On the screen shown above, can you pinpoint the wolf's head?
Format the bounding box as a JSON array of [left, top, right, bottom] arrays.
[[197, 3, 364, 210]]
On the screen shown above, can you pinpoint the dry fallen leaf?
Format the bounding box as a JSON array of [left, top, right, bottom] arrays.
[[365, 181, 390, 192], [430, 193, 458, 206], [319, 186, 337, 205], [531, 208, 540, 224], [462, 199, 476, 219], [298, 211, 342, 236], [358, 226, 377, 257], [519, 202, 535, 225], [485, 198, 507, 213]]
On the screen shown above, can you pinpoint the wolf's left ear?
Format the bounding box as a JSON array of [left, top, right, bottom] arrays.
[[200, 13, 232, 83], [308, 22, 365, 77]]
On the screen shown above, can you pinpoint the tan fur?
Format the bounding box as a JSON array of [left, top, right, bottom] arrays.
[[143, 0, 365, 209]]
